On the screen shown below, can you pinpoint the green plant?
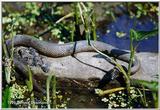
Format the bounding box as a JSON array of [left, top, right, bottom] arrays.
[[77, 2, 97, 41], [2, 2, 158, 108], [126, 3, 158, 20], [2, 86, 11, 108], [95, 87, 152, 108], [131, 79, 158, 108], [46, 74, 57, 108], [26, 66, 36, 108], [2, 29, 15, 108], [91, 22, 158, 108], [51, 75, 57, 108]]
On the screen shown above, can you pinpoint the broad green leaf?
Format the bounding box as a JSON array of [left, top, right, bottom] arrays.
[[130, 29, 158, 41], [131, 79, 158, 92], [139, 80, 158, 92], [2, 86, 11, 108]]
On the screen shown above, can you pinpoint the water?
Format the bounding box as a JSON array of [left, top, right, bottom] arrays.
[[6, 3, 158, 108], [98, 15, 158, 52], [20, 14, 158, 108]]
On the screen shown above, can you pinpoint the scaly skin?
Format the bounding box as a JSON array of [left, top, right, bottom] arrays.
[[6, 34, 141, 75], [6, 34, 141, 93]]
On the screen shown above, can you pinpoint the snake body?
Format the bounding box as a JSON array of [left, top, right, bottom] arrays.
[[6, 34, 140, 75]]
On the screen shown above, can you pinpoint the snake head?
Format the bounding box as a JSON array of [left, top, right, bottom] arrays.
[[97, 67, 120, 89]]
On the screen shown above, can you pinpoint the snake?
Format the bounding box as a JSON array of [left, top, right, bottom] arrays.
[[6, 34, 140, 74], [6, 34, 141, 92]]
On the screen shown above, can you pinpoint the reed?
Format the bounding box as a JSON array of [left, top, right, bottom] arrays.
[[46, 74, 57, 108], [26, 66, 35, 108]]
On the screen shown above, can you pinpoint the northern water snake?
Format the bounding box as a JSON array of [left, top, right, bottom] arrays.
[[6, 34, 140, 75], [5, 34, 141, 93]]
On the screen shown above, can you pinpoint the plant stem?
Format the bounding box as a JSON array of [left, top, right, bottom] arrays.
[[56, 12, 74, 24], [52, 75, 56, 108], [2, 37, 9, 58], [46, 74, 53, 109], [26, 66, 35, 108], [98, 87, 125, 96], [78, 3, 84, 24], [71, 21, 75, 42], [90, 44, 129, 84], [91, 12, 97, 41], [152, 92, 158, 108], [2, 37, 12, 84], [127, 32, 136, 100]]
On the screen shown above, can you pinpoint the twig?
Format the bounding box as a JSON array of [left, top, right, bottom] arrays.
[[37, 12, 74, 37]]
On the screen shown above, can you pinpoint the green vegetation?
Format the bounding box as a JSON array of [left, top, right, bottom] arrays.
[[46, 74, 56, 108], [2, 86, 11, 108], [26, 66, 36, 108], [94, 28, 158, 108], [2, 2, 158, 108], [126, 2, 158, 19]]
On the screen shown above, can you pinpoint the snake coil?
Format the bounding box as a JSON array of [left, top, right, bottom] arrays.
[[6, 34, 140, 75]]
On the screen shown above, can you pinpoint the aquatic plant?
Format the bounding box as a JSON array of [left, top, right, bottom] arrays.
[[26, 66, 36, 108], [92, 18, 158, 107], [2, 86, 11, 108], [2, 2, 158, 108], [126, 3, 158, 19], [2, 24, 16, 108], [46, 74, 57, 108]]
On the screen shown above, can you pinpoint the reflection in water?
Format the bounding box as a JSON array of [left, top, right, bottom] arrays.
[[97, 15, 158, 52]]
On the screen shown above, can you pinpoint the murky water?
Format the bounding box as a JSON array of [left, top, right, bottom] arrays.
[[32, 77, 122, 108]]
